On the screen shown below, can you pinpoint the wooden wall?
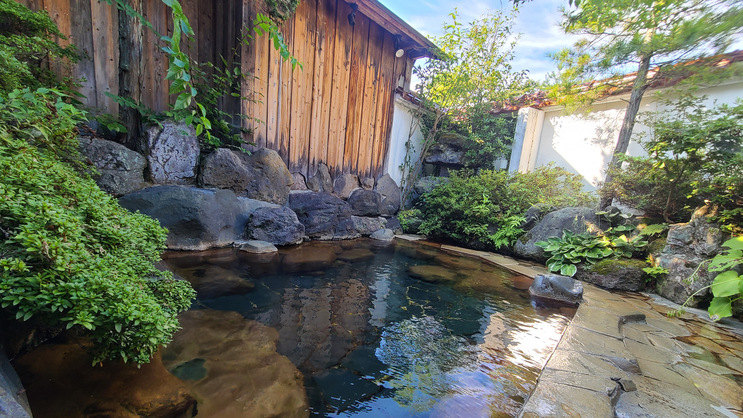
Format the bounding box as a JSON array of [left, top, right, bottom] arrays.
[[15, 0, 416, 181]]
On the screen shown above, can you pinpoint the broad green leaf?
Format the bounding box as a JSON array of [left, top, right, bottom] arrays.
[[560, 264, 577, 277], [708, 297, 733, 320], [722, 236, 743, 251], [710, 270, 741, 298]]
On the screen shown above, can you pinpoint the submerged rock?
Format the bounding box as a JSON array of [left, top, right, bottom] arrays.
[[141, 121, 200, 185], [408, 265, 461, 283], [529, 274, 583, 306], [13, 343, 196, 418], [175, 265, 255, 299], [282, 246, 338, 273], [161, 310, 309, 418], [79, 137, 146, 196], [337, 248, 375, 263]]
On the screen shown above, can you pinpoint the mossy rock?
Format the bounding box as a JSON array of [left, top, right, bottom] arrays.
[[574, 258, 649, 292], [647, 238, 667, 257]]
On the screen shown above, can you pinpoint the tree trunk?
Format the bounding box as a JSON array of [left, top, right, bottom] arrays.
[[600, 54, 652, 209], [609, 54, 652, 169]]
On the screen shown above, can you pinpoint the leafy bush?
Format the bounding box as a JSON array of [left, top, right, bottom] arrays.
[[0, 0, 79, 95], [0, 88, 195, 364], [600, 97, 743, 230], [417, 166, 595, 250], [398, 209, 423, 234]]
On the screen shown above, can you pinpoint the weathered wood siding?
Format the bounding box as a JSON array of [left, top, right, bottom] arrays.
[[15, 0, 416, 180]]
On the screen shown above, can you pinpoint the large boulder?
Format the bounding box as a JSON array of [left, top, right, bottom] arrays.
[[118, 186, 277, 250], [655, 209, 729, 307], [529, 274, 583, 306], [0, 351, 31, 418], [514, 207, 605, 263], [424, 132, 466, 166], [520, 203, 556, 232], [141, 121, 200, 185], [200, 148, 293, 205], [247, 206, 305, 246], [333, 174, 360, 200], [347, 189, 382, 216], [13, 342, 196, 418], [413, 176, 449, 196], [306, 163, 333, 193], [374, 174, 401, 216], [80, 137, 147, 196], [288, 192, 357, 240], [574, 259, 648, 292], [161, 310, 309, 418], [351, 216, 387, 236]]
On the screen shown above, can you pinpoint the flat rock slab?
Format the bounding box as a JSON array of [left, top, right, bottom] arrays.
[[337, 248, 375, 263], [240, 240, 279, 254], [529, 274, 584, 306]]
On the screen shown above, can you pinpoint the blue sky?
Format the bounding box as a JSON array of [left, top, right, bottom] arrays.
[[379, 0, 580, 82]]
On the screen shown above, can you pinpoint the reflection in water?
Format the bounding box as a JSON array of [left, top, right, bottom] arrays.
[[162, 239, 573, 417]]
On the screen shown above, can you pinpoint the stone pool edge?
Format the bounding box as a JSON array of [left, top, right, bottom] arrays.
[[395, 235, 743, 417]]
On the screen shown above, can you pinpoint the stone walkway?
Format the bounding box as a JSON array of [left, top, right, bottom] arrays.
[[397, 236, 743, 418]]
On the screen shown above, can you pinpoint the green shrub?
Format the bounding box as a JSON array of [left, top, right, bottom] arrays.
[[418, 166, 595, 250], [398, 209, 423, 234], [0, 0, 79, 95], [600, 96, 743, 230], [0, 88, 195, 364]]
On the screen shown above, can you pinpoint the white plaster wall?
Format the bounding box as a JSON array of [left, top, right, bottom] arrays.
[[386, 94, 425, 186], [531, 81, 743, 191]]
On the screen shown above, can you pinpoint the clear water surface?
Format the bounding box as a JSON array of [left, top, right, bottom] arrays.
[[162, 238, 575, 417]]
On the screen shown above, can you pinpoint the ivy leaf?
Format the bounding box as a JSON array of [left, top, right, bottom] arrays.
[[711, 270, 741, 298]]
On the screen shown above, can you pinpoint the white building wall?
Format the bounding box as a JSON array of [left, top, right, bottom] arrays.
[[524, 81, 743, 191], [386, 94, 425, 186]]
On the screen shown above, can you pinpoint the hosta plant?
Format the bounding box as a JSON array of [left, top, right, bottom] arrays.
[[536, 231, 614, 277]]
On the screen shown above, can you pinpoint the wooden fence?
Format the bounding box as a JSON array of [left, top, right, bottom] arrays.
[[16, 0, 421, 181]]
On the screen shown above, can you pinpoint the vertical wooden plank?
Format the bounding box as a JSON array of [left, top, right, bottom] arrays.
[[141, 1, 169, 112], [393, 47, 406, 90], [288, 0, 316, 176], [373, 31, 395, 177], [197, 0, 215, 85], [308, 0, 336, 176], [356, 21, 383, 178], [70, 0, 97, 108], [241, 0, 257, 148], [343, 12, 370, 174], [118, 0, 143, 146], [251, 2, 270, 148], [90, 0, 118, 114], [277, 15, 295, 165], [43, 0, 72, 81], [326, 0, 351, 178], [181, 0, 199, 61], [265, 8, 281, 152]]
